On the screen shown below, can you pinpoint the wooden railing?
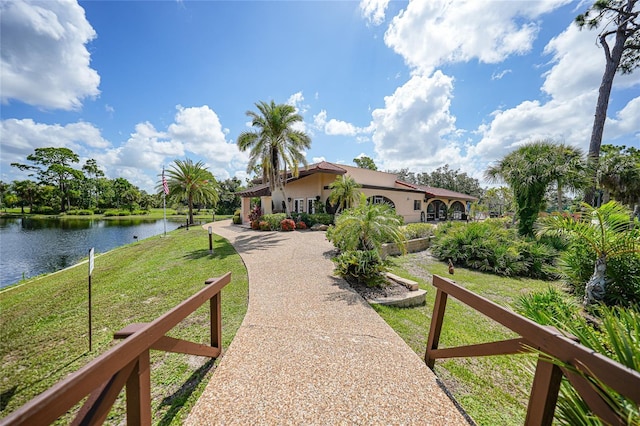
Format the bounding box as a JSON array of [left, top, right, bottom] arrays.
[[1, 273, 231, 426], [425, 274, 640, 426]]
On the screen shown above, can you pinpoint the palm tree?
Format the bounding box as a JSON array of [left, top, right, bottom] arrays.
[[162, 159, 219, 225], [551, 144, 587, 212], [237, 100, 311, 214], [330, 193, 406, 253], [538, 201, 640, 306], [486, 140, 585, 236], [328, 175, 361, 213]]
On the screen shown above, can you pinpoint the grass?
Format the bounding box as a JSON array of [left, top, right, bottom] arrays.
[[0, 226, 248, 424], [0, 207, 232, 222], [374, 253, 566, 425]]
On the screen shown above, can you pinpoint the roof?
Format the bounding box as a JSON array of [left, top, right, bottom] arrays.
[[397, 181, 478, 201], [237, 161, 478, 202]]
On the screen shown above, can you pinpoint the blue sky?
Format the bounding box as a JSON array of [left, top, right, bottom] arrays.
[[1, 0, 639, 193]]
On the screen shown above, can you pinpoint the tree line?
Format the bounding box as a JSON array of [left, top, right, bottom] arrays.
[[2, 147, 244, 216]]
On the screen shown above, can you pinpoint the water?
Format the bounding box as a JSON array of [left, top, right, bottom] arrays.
[[0, 217, 184, 288]]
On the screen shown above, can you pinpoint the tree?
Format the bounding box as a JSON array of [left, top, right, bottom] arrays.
[[328, 175, 361, 213], [538, 201, 640, 306], [216, 177, 243, 215], [162, 159, 219, 224], [485, 141, 585, 236], [11, 147, 83, 212], [576, 0, 640, 204], [549, 144, 587, 212], [328, 193, 405, 253], [237, 100, 311, 215], [12, 180, 38, 214], [82, 159, 104, 209], [428, 164, 484, 199], [597, 144, 640, 209], [353, 155, 378, 170]]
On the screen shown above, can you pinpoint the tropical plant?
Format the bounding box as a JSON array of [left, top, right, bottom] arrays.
[[432, 220, 559, 279], [518, 298, 640, 426], [328, 193, 405, 253], [332, 250, 388, 286], [162, 159, 219, 225], [537, 201, 640, 306], [237, 100, 311, 214], [328, 175, 361, 213], [486, 140, 586, 236], [576, 0, 640, 205]]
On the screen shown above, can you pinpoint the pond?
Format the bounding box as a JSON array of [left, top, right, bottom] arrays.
[[0, 217, 185, 288]]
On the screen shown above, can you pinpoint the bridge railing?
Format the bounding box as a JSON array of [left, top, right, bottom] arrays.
[[1, 272, 231, 426], [425, 274, 640, 426]]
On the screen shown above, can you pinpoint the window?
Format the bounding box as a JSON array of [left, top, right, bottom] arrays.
[[414, 200, 421, 210], [307, 198, 316, 214], [293, 198, 305, 213]]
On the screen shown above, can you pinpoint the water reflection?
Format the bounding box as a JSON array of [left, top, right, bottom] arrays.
[[0, 217, 183, 288]]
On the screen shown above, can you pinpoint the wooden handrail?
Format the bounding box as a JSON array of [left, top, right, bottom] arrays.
[[425, 274, 640, 426], [1, 273, 231, 426]]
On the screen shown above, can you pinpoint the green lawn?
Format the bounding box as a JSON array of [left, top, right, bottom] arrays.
[[375, 253, 566, 425], [0, 227, 248, 424]]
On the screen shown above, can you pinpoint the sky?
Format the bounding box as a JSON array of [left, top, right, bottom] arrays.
[[1, 0, 639, 193]]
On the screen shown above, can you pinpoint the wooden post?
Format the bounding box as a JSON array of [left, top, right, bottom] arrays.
[[425, 285, 448, 369], [205, 278, 222, 351], [525, 356, 563, 426], [126, 350, 151, 426]]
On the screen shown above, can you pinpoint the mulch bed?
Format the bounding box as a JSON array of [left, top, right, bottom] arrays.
[[346, 277, 410, 301]]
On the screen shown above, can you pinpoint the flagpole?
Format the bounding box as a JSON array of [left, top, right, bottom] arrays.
[[162, 166, 167, 237]]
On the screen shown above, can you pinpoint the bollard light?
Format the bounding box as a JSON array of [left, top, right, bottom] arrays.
[[208, 226, 213, 254]]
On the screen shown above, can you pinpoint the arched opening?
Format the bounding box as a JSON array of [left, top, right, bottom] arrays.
[[450, 201, 465, 220], [428, 200, 447, 220], [367, 195, 395, 209]]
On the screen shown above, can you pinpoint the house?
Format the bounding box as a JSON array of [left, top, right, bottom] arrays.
[[236, 161, 478, 224]]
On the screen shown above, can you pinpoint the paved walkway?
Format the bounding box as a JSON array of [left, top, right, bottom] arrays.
[[186, 220, 469, 425]]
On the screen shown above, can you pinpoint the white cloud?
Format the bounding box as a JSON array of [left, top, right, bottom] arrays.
[[491, 69, 512, 80], [384, 0, 571, 74], [0, 119, 110, 173], [312, 109, 372, 137], [359, 0, 390, 26], [371, 71, 457, 171], [0, 0, 100, 110]]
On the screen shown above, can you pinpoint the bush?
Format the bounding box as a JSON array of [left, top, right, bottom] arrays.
[[332, 250, 387, 287], [232, 215, 242, 225], [66, 209, 94, 216], [402, 223, 435, 240], [248, 205, 262, 223], [292, 212, 334, 226], [296, 221, 307, 230], [280, 218, 295, 231], [32, 206, 57, 215], [262, 213, 286, 230], [259, 221, 270, 231], [431, 220, 558, 278]]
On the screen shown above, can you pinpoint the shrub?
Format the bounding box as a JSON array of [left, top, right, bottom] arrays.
[[262, 213, 286, 230], [431, 220, 557, 278], [296, 221, 307, 230], [32, 206, 57, 215], [232, 215, 242, 225], [402, 223, 435, 240], [67, 209, 94, 216], [251, 220, 260, 230], [292, 212, 334, 226], [332, 250, 387, 287], [259, 221, 270, 231], [248, 205, 262, 223], [280, 218, 296, 231]]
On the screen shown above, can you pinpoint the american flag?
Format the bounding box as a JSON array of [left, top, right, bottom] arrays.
[[162, 171, 169, 195]]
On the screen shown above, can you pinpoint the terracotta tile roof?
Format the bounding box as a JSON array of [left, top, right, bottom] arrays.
[[398, 181, 478, 201]]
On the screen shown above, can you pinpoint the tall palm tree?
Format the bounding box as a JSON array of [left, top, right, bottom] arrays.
[[328, 175, 361, 213], [551, 143, 587, 212], [485, 140, 585, 236], [538, 201, 640, 306], [162, 159, 219, 225], [237, 100, 311, 215]]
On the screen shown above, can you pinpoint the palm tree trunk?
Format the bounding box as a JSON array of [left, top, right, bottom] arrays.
[[556, 181, 563, 212], [188, 194, 194, 225], [583, 255, 607, 306]]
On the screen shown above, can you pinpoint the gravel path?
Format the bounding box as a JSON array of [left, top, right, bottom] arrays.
[[185, 220, 469, 425]]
